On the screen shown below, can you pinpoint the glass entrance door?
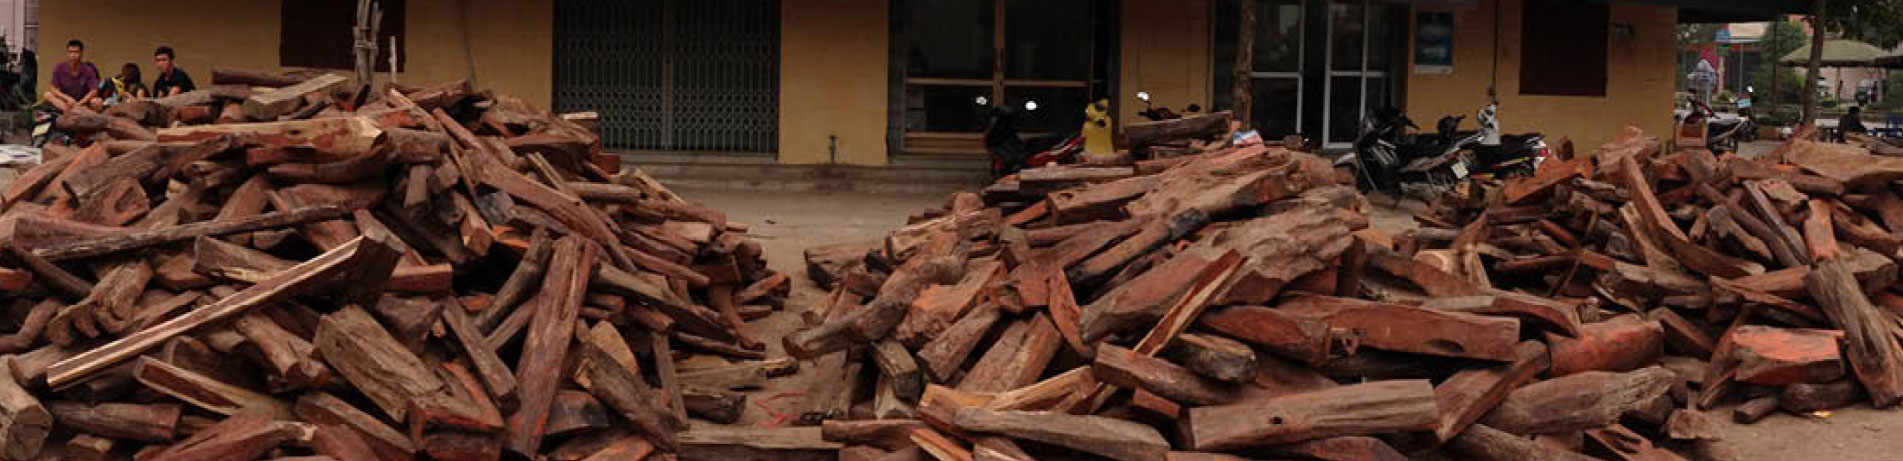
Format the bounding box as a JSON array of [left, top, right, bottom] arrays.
[[1215, 0, 1304, 140], [1321, 0, 1397, 148]]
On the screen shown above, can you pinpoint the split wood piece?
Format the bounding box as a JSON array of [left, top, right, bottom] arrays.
[[1717, 325, 1845, 386], [1709, 275, 1827, 324], [1614, 155, 1763, 278], [784, 255, 965, 359], [1093, 343, 1238, 406], [507, 236, 599, 455], [958, 313, 1063, 393], [574, 320, 684, 451], [821, 419, 930, 451], [683, 387, 746, 424], [1199, 305, 1334, 365], [1733, 396, 1781, 423], [1705, 206, 1774, 262], [706, 284, 763, 350], [1803, 199, 1842, 261], [1132, 249, 1244, 358], [591, 266, 730, 341], [143, 415, 314, 461], [1446, 423, 1600, 461], [909, 427, 974, 461], [652, 330, 689, 422], [1161, 333, 1256, 384], [1477, 366, 1675, 435], [678, 358, 795, 390], [441, 305, 518, 412], [1183, 379, 1437, 451], [1071, 209, 1211, 289], [1046, 175, 1162, 223], [212, 66, 311, 87], [970, 437, 1033, 461], [1365, 246, 1483, 298], [917, 304, 1005, 383], [435, 109, 636, 273], [307, 423, 387, 461], [1696, 183, 1809, 269], [0, 300, 57, 354], [871, 339, 924, 402], [1582, 424, 1689, 461], [1437, 290, 1582, 337], [1208, 203, 1360, 305], [6, 242, 93, 299], [46, 401, 179, 442], [1278, 294, 1520, 361], [1781, 379, 1866, 413], [1261, 436, 1409, 461], [896, 260, 1002, 347], [1650, 308, 1716, 360], [294, 392, 418, 461], [1664, 409, 1723, 441], [802, 351, 863, 425], [63, 433, 113, 461], [1432, 341, 1550, 442], [71, 176, 150, 226], [1079, 248, 1224, 345], [0, 267, 27, 292], [1806, 259, 1903, 407], [1785, 138, 1903, 187], [952, 408, 1169, 461], [575, 434, 656, 461], [26, 205, 351, 262], [314, 304, 447, 422], [1505, 156, 1590, 205], [1, 153, 74, 210], [0, 362, 47, 460], [44, 234, 399, 389], [133, 356, 292, 419], [1742, 180, 1815, 267], [1545, 314, 1665, 376], [677, 426, 842, 461]]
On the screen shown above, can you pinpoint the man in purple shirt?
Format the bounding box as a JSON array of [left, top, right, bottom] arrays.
[[45, 39, 99, 109]]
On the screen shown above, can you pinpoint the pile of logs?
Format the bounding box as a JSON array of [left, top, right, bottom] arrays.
[[0, 68, 790, 460], [785, 126, 1903, 461]]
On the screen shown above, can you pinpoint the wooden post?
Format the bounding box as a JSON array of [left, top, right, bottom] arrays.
[[353, 0, 384, 87], [1233, 0, 1258, 127], [1801, 0, 1827, 126]]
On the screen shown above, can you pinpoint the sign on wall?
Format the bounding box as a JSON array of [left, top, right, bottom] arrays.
[[1415, 12, 1454, 75]]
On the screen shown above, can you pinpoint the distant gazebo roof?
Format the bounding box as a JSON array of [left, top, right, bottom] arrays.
[[1780, 40, 1890, 67]]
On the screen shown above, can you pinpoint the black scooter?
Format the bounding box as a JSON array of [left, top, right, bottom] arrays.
[[979, 96, 1083, 177], [1338, 107, 1476, 200]]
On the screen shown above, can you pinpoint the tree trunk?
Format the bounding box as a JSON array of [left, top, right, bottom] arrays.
[[1232, 0, 1257, 127], [1802, 0, 1827, 126]]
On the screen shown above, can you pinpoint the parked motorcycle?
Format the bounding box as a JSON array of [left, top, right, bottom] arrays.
[[1338, 107, 1477, 200], [1134, 91, 1201, 122], [1677, 95, 1753, 153], [979, 96, 1083, 177], [1463, 103, 1548, 179]]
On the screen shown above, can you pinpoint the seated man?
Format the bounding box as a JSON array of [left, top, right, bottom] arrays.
[[44, 39, 99, 110], [150, 46, 195, 97], [1842, 106, 1870, 141]]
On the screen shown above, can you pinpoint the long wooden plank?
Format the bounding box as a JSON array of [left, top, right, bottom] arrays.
[[27, 206, 352, 262], [44, 234, 400, 389], [1183, 380, 1437, 451], [506, 236, 598, 455], [953, 408, 1169, 461], [1806, 259, 1903, 407]]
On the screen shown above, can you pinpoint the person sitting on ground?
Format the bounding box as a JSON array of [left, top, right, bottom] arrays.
[[89, 63, 149, 109], [44, 39, 99, 111], [1842, 106, 1870, 140], [150, 46, 195, 97]]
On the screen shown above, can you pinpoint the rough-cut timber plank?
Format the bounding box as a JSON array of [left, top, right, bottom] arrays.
[[1080, 248, 1223, 344], [159, 116, 382, 156], [1261, 436, 1408, 461], [441, 305, 518, 412], [46, 401, 178, 442], [1805, 259, 1903, 407], [677, 427, 841, 461], [574, 320, 683, 451], [1477, 366, 1675, 435], [44, 234, 399, 389], [1206, 203, 1359, 305], [27, 205, 352, 262], [1161, 333, 1257, 384], [1183, 380, 1436, 451], [1198, 305, 1333, 365], [1277, 294, 1520, 361], [953, 408, 1170, 461], [1545, 314, 1665, 376], [1093, 343, 1238, 406], [132, 356, 292, 419], [1433, 341, 1550, 442], [294, 392, 417, 461], [958, 314, 1062, 394], [143, 415, 314, 461], [245, 74, 348, 120], [1718, 325, 1845, 386], [918, 304, 1005, 383]]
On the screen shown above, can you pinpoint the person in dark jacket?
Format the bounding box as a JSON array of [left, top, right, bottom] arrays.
[[151, 46, 195, 97]]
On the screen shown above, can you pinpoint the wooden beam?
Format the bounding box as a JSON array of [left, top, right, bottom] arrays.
[[1805, 259, 1903, 407], [1477, 366, 1676, 435], [1183, 380, 1437, 451], [953, 408, 1170, 461]]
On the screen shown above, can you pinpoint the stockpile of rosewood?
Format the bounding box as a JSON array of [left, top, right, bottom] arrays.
[[0, 67, 789, 460], [787, 127, 1903, 461]]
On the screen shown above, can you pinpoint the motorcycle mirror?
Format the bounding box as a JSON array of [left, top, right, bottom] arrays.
[[974, 95, 989, 106], [1136, 91, 1152, 103], [1024, 101, 1039, 111]]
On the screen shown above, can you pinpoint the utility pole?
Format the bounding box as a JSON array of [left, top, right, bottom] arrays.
[[1802, 0, 1827, 126]]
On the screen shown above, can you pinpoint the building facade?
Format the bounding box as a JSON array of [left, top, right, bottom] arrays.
[[40, 0, 1790, 166]]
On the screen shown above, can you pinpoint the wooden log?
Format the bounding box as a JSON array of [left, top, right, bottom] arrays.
[[917, 304, 1004, 383], [1124, 112, 1231, 147], [1183, 380, 1437, 451], [574, 320, 684, 451], [958, 313, 1063, 394], [1780, 379, 1865, 413], [871, 340, 924, 402], [1649, 307, 1716, 360], [0, 362, 48, 460], [46, 402, 179, 442], [896, 260, 1002, 347], [6, 242, 93, 299], [1277, 294, 1521, 361], [160, 116, 382, 157], [1161, 333, 1256, 384], [682, 387, 746, 424], [1805, 259, 1903, 407], [1080, 248, 1225, 344], [441, 305, 518, 412], [1261, 436, 1408, 461], [821, 419, 930, 452], [232, 309, 330, 388], [1477, 366, 1675, 435], [44, 234, 399, 389], [1734, 395, 1781, 423], [26, 205, 352, 262], [952, 408, 1169, 461], [243, 73, 348, 120], [1198, 305, 1333, 365], [314, 304, 446, 422], [785, 255, 965, 359], [1432, 341, 1550, 442], [1446, 423, 1599, 461], [143, 415, 314, 461], [1093, 343, 1238, 406], [1545, 314, 1665, 376], [678, 427, 841, 461]]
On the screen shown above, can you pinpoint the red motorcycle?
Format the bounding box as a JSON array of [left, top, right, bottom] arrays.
[[979, 96, 1083, 178]]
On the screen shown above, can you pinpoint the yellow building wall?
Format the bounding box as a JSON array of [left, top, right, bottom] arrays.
[[1405, 0, 1677, 151], [779, 0, 890, 165], [39, 0, 554, 109], [1119, 0, 1212, 129]]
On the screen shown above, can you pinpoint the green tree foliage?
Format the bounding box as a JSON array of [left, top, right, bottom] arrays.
[[1825, 0, 1903, 49], [1752, 21, 1809, 103]]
